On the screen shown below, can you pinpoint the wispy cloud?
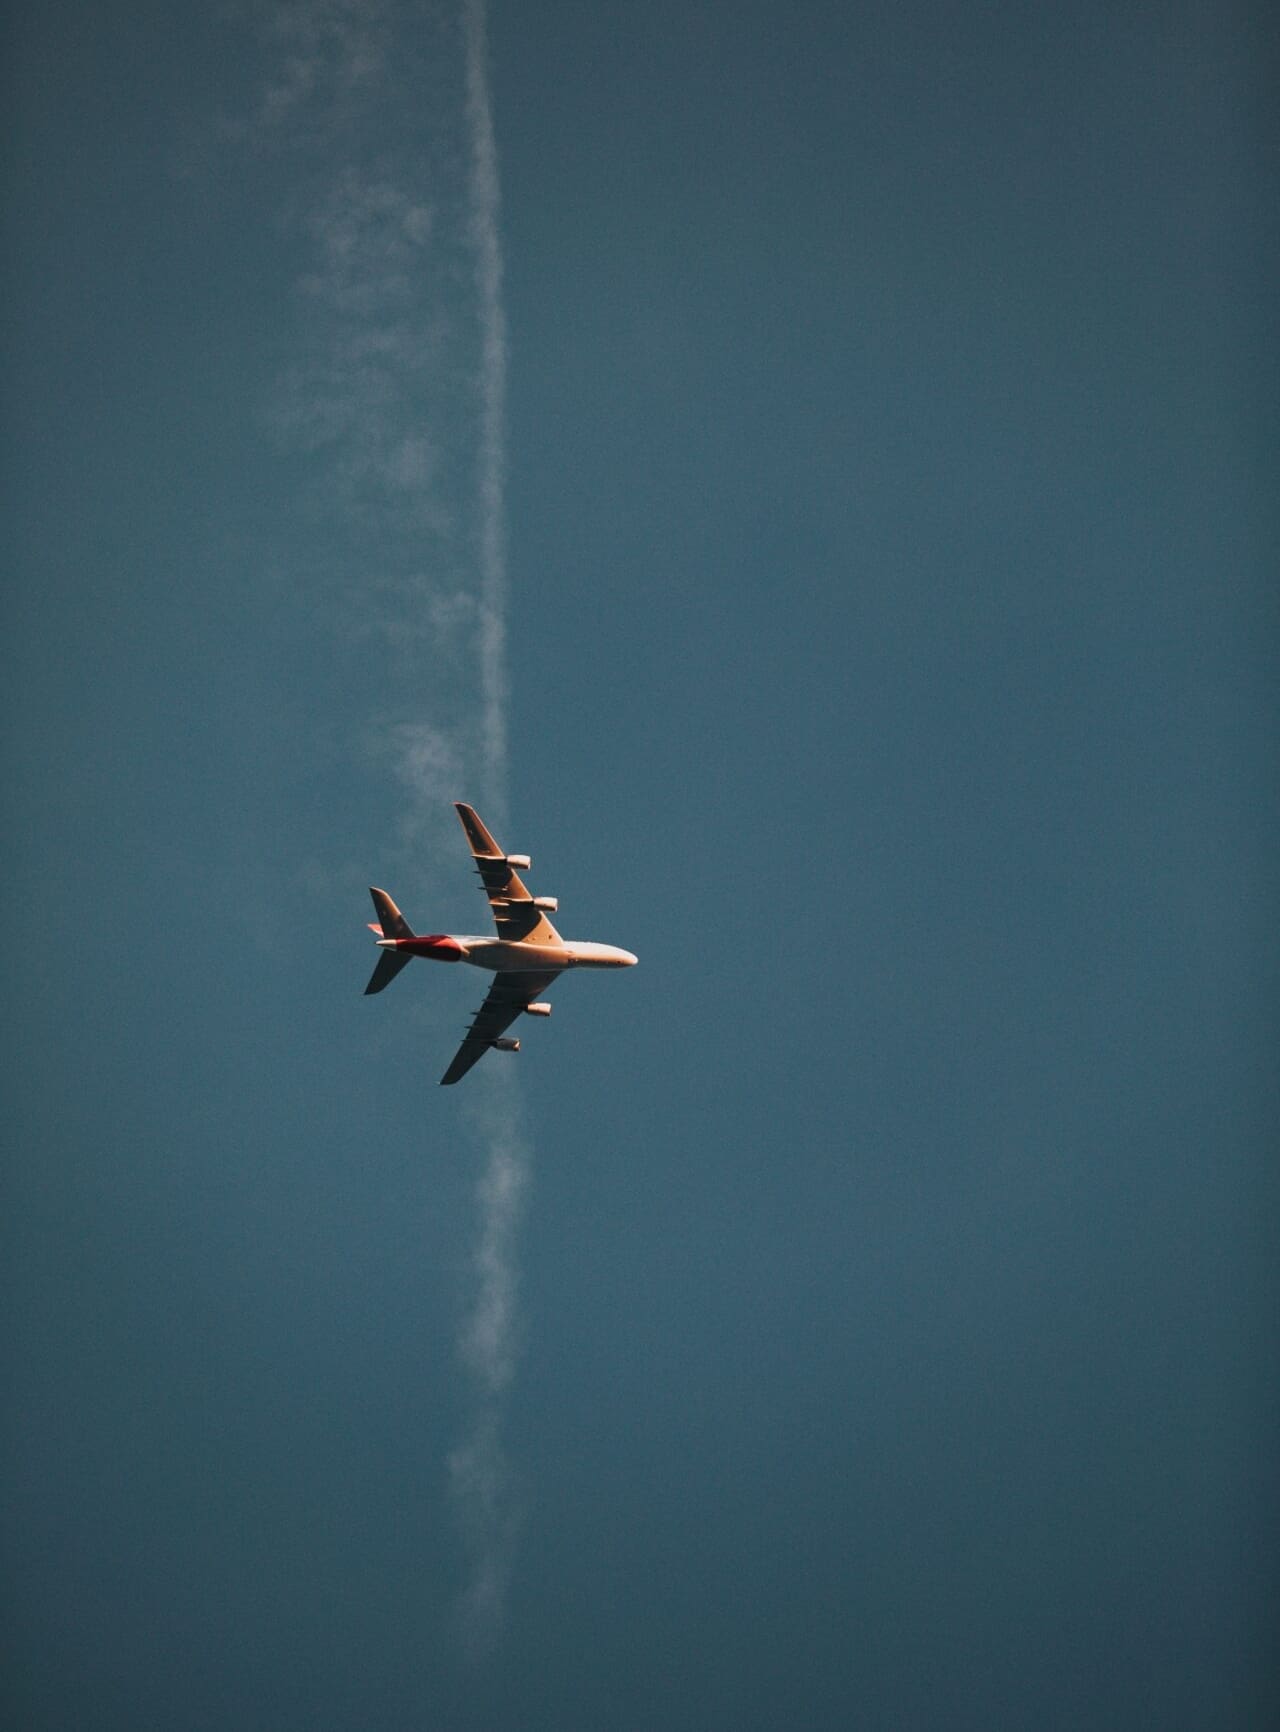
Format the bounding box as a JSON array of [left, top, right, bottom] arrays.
[[231, 0, 394, 142], [238, 0, 529, 1647]]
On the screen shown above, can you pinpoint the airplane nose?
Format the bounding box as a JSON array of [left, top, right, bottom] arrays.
[[622, 950, 638, 967]]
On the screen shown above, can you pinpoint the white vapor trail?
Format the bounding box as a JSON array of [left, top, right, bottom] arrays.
[[238, 0, 530, 1649], [463, 0, 510, 825], [451, 1067, 528, 1649], [450, 0, 529, 1651]]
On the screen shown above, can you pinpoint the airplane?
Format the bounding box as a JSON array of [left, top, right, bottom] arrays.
[[363, 801, 638, 1085]]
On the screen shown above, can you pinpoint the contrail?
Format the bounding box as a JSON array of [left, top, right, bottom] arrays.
[[238, 0, 529, 1647], [450, 1068, 528, 1649], [463, 0, 509, 826], [450, 0, 529, 1650]]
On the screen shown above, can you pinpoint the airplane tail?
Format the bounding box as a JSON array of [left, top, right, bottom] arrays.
[[364, 888, 415, 995], [369, 887, 414, 939], [364, 949, 412, 995]]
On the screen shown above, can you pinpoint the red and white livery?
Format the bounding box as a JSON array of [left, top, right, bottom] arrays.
[[364, 802, 637, 1084]]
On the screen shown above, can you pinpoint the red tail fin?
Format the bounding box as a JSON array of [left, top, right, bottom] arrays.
[[368, 887, 414, 940]]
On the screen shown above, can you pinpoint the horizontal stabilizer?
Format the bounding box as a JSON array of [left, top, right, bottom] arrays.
[[364, 949, 412, 995]]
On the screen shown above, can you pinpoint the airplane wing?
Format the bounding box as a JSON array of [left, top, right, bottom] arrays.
[[454, 801, 562, 946], [440, 970, 560, 1086]]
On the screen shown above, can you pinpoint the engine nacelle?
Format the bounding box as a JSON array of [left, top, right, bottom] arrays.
[[491, 1037, 520, 1053], [505, 854, 531, 870], [533, 896, 558, 912], [524, 1003, 552, 1017]]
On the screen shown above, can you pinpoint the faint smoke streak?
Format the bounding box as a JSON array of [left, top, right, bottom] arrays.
[[449, 1068, 528, 1652], [463, 0, 509, 824], [450, 0, 528, 1652], [244, 0, 528, 1649], [458, 1082, 525, 1396]]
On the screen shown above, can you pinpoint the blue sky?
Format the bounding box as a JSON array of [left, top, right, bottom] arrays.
[[3, 3, 1276, 1727]]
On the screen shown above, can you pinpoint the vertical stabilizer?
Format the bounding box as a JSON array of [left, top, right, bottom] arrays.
[[369, 887, 414, 940]]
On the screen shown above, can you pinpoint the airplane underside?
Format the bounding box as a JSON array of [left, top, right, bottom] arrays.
[[363, 803, 636, 1083]]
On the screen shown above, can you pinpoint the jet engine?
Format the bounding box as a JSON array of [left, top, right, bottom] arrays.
[[491, 1037, 520, 1053], [524, 1003, 552, 1017], [533, 896, 558, 912], [505, 853, 531, 870]]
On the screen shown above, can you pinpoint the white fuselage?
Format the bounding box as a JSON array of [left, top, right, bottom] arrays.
[[458, 938, 637, 972]]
